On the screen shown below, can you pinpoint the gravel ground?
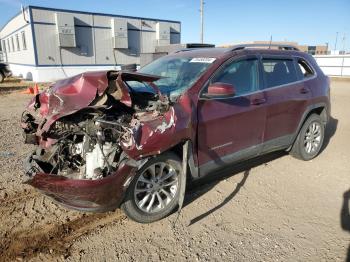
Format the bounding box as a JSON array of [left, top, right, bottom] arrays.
[[0, 78, 349, 261]]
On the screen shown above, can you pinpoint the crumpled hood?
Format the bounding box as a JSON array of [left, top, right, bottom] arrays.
[[25, 70, 161, 134], [34, 71, 108, 117]]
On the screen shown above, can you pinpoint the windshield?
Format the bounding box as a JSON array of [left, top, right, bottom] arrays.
[[129, 56, 214, 97]]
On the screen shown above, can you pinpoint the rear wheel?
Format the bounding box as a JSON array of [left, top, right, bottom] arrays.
[[0, 72, 4, 83], [121, 152, 183, 223], [290, 114, 325, 161]]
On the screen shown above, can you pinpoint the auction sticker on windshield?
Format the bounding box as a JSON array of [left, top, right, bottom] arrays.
[[190, 58, 216, 63]]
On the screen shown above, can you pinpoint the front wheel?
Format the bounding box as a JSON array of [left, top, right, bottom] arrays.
[[290, 114, 325, 161], [121, 152, 183, 223]]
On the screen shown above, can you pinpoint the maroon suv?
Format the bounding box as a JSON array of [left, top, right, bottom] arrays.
[[22, 44, 330, 223]]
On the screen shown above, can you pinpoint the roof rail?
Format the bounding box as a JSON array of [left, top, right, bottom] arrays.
[[230, 43, 300, 51]]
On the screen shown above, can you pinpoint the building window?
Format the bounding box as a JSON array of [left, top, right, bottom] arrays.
[[11, 37, 15, 52], [15, 34, 20, 51], [7, 39, 10, 52], [21, 31, 27, 50], [1, 40, 5, 53]]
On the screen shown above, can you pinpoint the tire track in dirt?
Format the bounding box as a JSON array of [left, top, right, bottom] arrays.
[[0, 205, 126, 261]]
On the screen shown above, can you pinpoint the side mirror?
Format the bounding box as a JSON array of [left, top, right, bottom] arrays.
[[204, 82, 236, 98]]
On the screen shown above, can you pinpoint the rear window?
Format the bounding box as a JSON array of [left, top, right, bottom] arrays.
[[262, 59, 298, 88]]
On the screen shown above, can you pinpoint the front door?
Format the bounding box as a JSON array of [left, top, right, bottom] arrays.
[[197, 56, 266, 176]]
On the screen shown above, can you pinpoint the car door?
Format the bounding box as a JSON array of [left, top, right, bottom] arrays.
[[260, 56, 312, 152], [197, 56, 267, 176]]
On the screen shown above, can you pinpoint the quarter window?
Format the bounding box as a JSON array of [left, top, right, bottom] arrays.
[[262, 59, 298, 88], [296, 59, 314, 79], [21, 31, 27, 50], [210, 59, 259, 96]]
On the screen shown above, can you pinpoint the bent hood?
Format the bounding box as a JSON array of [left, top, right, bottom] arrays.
[[25, 70, 161, 134]]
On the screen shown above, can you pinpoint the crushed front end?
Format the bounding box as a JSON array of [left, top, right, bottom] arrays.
[[21, 70, 177, 211]]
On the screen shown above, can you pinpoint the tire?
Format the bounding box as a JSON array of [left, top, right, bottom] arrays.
[[0, 72, 4, 83], [121, 152, 183, 223], [290, 114, 325, 161]]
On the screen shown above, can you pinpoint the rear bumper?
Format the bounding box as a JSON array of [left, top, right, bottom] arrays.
[[25, 163, 137, 212]]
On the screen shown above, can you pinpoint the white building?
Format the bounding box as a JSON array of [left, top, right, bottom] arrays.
[[0, 6, 181, 82]]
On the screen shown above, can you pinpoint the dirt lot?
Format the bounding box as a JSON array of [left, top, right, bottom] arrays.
[[0, 78, 349, 261]]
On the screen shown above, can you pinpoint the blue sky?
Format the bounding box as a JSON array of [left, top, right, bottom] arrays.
[[0, 0, 349, 50]]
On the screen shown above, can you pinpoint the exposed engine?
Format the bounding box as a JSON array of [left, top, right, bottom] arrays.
[[22, 71, 171, 180], [41, 106, 129, 180]]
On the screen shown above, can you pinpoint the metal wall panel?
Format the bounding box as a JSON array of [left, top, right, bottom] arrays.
[[141, 31, 156, 53], [111, 18, 128, 49], [114, 49, 139, 65], [59, 26, 95, 65], [35, 24, 95, 65], [34, 24, 61, 65], [1, 26, 35, 65], [1, 7, 181, 69], [94, 28, 113, 64], [94, 15, 141, 30], [32, 8, 93, 26]]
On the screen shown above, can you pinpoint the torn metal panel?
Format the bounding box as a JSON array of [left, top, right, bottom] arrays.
[[20, 69, 192, 211]]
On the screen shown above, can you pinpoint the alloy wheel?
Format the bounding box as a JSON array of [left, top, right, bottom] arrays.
[[304, 122, 322, 154], [134, 162, 179, 214]]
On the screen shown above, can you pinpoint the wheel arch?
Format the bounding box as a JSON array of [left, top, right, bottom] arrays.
[[288, 103, 328, 151], [163, 139, 199, 180]]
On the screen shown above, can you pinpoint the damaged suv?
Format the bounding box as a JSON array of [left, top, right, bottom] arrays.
[[22, 44, 330, 223]]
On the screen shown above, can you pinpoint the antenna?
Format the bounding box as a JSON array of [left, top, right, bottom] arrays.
[[268, 35, 272, 49], [334, 32, 339, 51], [200, 0, 204, 43]]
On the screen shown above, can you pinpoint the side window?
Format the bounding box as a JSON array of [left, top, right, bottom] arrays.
[[295, 58, 314, 79], [262, 58, 298, 88], [211, 59, 259, 96]]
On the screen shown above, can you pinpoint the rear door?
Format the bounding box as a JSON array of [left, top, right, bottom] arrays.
[[260, 56, 312, 152], [197, 55, 267, 176]]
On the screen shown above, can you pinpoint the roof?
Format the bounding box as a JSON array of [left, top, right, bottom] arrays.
[[28, 5, 181, 24], [0, 5, 180, 33]]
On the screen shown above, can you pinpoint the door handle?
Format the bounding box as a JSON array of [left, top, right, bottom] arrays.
[[251, 98, 266, 105], [300, 88, 310, 94]]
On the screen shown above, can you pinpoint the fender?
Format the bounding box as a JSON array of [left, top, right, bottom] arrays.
[[288, 102, 329, 150]]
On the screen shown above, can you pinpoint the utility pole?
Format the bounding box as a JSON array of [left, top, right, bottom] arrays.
[[334, 32, 339, 51], [200, 0, 204, 43]]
